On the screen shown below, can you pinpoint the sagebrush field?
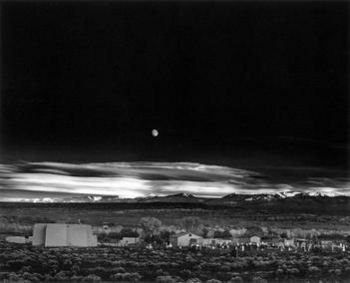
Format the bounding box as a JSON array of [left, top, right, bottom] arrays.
[[1, 242, 350, 283]]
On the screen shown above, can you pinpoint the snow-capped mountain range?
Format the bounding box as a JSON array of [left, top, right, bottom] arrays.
[[4, 191, 349, 203]]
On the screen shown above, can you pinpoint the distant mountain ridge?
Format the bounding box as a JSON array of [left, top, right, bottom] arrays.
[[8, 191, 350, 204], [2, 191, 350, 215]]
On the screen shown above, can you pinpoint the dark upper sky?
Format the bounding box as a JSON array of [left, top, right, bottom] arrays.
[[0, 1, 348, 166]]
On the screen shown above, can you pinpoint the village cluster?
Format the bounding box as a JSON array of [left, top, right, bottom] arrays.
[[168, 232, 348, 254], [5, 222, 349, 254]]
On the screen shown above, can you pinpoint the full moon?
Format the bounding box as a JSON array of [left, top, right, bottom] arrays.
[[152, 129, 159, 137]]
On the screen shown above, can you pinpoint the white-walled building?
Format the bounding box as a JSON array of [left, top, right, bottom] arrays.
[[170, 232, 202, 247], [32, 223, 97, 247], [33, 223, 47, 246], [119, 237, 140, 246], [250, 236, 261, 245], [6, 236, 32, 244]]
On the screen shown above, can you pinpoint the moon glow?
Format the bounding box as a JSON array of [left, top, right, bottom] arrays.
[[152, 129, 159, 137]]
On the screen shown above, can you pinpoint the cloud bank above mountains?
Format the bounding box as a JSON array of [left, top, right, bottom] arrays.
[[0, 162, 349, 202]]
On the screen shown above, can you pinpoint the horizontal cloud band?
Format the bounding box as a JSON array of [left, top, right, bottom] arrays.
[[0, 162, 349, 202]]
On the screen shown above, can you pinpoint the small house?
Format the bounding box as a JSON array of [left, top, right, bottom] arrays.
[[250, 235, 261, 245], [6, 236, 32, 244], [119, 237, 140, 246], [170, 232, 202, 247]]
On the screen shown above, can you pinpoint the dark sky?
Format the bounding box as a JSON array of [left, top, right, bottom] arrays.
[[1, 1, 348, 166]]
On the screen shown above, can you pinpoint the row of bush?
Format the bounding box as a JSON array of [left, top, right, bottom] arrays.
[[1, 241, 350, 282]]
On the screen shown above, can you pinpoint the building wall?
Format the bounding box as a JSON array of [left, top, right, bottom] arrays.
[[250, 236, 261, 244], [32, 223, 97, 247], [88, 233, 98, 247], [45, 224, 68, 247], [119, 237, 139, 246], [32, 223, 47, 246], [6, 236, 26, 244], [177, 234, 202, 247], [67, 225, 90, 247]]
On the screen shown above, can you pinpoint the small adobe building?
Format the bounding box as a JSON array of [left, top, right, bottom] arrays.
[[170, 232, 202, 247]]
